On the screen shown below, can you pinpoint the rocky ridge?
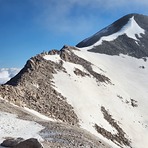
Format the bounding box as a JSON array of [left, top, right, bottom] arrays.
[[0, 45, 110, 126]]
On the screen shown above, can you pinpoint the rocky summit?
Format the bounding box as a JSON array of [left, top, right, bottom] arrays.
[[0, 13, 148, 148]]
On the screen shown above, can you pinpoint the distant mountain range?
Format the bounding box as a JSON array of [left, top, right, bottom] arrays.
[[0, 13, 148, 148]]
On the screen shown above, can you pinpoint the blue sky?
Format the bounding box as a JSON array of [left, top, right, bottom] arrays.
[[0, 0, 148, 68]]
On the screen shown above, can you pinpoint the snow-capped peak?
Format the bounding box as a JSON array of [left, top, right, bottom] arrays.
[[80, 16, 145, 50]]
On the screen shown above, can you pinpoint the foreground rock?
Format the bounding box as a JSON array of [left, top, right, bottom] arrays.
[[1, 138, 43, 148], [1, 137, 24, 147]]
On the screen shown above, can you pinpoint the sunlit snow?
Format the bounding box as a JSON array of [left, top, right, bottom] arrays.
[[0, 112, 44, 143], [24, 107, 55, 121], [49, 48, 148, 148], [43, 54, 61, 63]]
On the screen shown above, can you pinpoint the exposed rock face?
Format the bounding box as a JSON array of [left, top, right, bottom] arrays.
[[73, 68, 90, 77], [0, 51, 79, 126]]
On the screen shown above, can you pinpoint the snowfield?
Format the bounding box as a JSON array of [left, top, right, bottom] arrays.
[[43, 47, 148, 148], [73, 49, 148, 148], [0, 111, 44, 144]]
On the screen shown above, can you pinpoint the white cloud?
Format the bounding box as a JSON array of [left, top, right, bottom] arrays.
[[0, 68, 20, 84]]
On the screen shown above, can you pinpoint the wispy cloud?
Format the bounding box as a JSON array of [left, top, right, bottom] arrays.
[[0, 68, 20, 84], [32, 0, 148, 37], [33, 0, 100, 35]]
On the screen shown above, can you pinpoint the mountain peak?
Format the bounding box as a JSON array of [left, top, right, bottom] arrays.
[[76, 13, 148, 58]]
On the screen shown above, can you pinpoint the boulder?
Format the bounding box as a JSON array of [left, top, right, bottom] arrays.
[[13, 138, 43, 148], [1, 137, 24, 147]]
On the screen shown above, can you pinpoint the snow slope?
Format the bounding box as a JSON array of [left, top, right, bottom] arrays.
[[44, 48, 148, 148]]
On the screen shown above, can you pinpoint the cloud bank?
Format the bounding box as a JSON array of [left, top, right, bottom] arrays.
[[0, 68, 20, 84]]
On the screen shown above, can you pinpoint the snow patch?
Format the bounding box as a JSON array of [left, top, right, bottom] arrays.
[[43, 54, 61, 63], [0, 112, 44, 143], [24, 107, 55, 121]]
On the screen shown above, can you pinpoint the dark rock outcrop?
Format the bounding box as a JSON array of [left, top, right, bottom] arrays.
[[14, 138, 43, 148], [1, 137, 24, 147]]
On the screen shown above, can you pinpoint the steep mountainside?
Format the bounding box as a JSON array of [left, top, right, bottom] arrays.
[[0, 13, 148, 148]]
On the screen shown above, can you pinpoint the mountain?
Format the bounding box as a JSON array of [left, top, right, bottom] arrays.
[[77, 13, 148, 58], [0, 13, 148, 148]]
